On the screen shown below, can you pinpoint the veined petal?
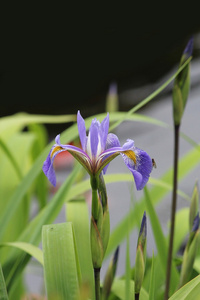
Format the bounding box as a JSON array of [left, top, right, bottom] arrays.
[[102, 133, 120, 174], [96, 141, 152, 190], [100, 113, 109, 150], [87, 119, 101, 159], [43, 135, 92, 186], [77, 111, 87, 151], [122, 148, 152, 190]]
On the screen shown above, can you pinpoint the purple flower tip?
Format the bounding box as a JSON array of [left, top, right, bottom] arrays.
[[109, 82, 117, 95], [113, 246, 120, 265], [139, 211, 147, 238], [183, 36, 194, 57], [192, 212, 199, 232]]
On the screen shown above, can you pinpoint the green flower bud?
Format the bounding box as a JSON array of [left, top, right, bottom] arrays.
[[105, 82, 119, 113], [90, 173, 110, 269], [179, 212, 200, 288], [90, 212, 104, 269], [189, 182, 199, 232], [102, 246, 120, 300], [135, 212, 147, 295], [172, 37, 193, 125]]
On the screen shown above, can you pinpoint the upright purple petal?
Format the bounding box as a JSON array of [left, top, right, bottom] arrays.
[[77, 111, 87, 151], [87, 119, 100, 159], [102, 133, 121, 174], [183, 36, 193, 58], [100, 113, 109, 150], [106, 133, 121, 149]]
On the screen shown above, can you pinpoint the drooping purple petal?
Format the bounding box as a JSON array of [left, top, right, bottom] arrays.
[[42, 147, 64, 186], [122, 147, 152, 190], [77, 111, 87, 151], [43, 134, 93, 186], [100, 113, 109, 150]]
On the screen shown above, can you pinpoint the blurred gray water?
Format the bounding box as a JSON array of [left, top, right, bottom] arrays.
[[25, 58, 200, 296]]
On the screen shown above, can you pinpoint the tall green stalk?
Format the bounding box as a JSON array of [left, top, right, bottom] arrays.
[[164, 124, 180, 299], [94, 267, 101, 300]]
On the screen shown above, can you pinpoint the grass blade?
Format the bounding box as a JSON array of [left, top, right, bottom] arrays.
[[143, 187, 179, 292], [66, 199, 94, 297], [3, 165, 80, 292], [109, 57, 192, 131], [42, 222, 80, 300], [148, 252, 155, 300], [106, 144, 200, 258], [168, 274, 200, 300], [0, 242, 43, 265], [0, 264, 9, 300]]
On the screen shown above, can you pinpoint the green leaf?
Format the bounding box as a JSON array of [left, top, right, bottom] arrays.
[[3, 165, 80, 292], [125, 236, 131, 300], [65, 175, 189, 203], [0, 113, 77, 138], [0, 242, 43, 265], [42, 222, 80, 300], [0, 264, 9, 300], [143, 187, 179, 292], [148, 252, 155, 300], [111, 279, 149, 300], [66, 199, 94, 297], [109, 56, 192, 132], [168, 274, 200, 300], [172, 208, 189, 255], [106, 144, 200, 258]]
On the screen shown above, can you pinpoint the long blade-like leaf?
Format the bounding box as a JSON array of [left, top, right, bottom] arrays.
[[109, 56, 192, 131], [66, 199, 94, 298], [42, 222, 80, 300], [106, 144, 200, 258], [0, 242, 43, 265], [0, 264, 9, 300], [3, 165, 80, 292], [168, 274, 200, 300], [143, 187, 179, 292]]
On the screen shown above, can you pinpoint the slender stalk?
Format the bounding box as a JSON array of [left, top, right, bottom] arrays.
[[164, 124, 180, 299], [135, 293, 140, 300], [94, 267, 101, 300]]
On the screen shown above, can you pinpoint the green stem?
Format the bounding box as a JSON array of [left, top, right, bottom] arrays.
[[164, 124, 180, 299], [135, 293, 140, 300], [92, 188, 99, 221], [94, 267, 101, 300]]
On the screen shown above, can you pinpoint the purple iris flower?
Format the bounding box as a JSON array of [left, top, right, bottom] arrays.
[[43, 111, 153, 190]]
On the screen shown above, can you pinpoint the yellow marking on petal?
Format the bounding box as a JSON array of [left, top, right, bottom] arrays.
[[123, 150, 137, 164], [51, 146, 64, 158]]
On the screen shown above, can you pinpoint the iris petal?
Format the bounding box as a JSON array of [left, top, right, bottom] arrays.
[[88, 119, 100, 159], [77, 111, 87, 151], [102, 133, 121, 174], [122, 148, 152, 190], [100, 113, 109, 150], [43, 134, 93, 185]]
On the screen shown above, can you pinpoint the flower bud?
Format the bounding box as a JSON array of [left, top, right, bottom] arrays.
[[134, 212, 147, 295], [102, 246, 120, 300], [90, 173, 110, 269], [105, 82, 119, 113], [172, 37, 193, 125], [189, 182, 199, 232], [90, 198, 104, 269], [179, 212, 200, 288]]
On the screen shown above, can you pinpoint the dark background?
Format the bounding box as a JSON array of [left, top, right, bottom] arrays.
[[1, 4, 200, 117]]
